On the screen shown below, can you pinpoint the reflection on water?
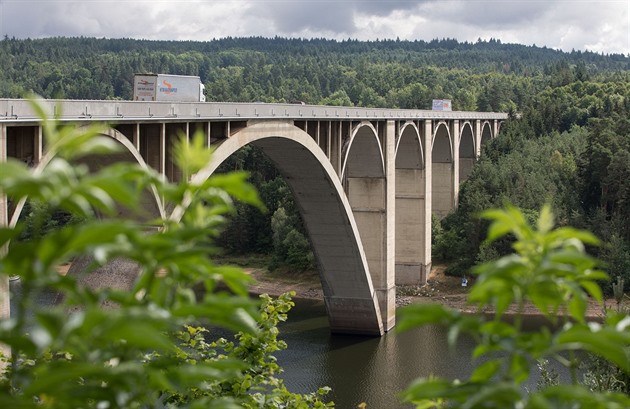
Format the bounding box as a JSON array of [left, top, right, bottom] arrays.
[[275, 299, 573, 409], [275, 299, 477, 408], [11, 275, 574, 409]]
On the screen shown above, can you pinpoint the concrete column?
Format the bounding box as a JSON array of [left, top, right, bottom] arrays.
[[328, 122, 332, 162], [159, 123, 166, 176], [35, 126, 43, 166], [0, 123, 10, 364], [205, 122, 211, 147], [133, 123, 140, 151], [0, 124, 7, 230], [475, 119, 482, 158], [422, 120, 432, 281], [382, 120, 396, 330], [451, 120, 460, 208], [346, 122, 395, 331], [395, 124, 426, 285]]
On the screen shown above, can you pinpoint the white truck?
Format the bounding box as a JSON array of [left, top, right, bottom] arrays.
[[432, 99, 452, 111], [133, 74, 206, 102]]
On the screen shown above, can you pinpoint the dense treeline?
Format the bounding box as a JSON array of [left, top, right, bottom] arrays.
[[437, 77, 630, 292], [2, 36, 629, 280], [1, 36, 628, 110]]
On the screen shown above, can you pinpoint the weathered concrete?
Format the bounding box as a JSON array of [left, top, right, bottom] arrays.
[[432, 122, 454, 218], [0, 123, 9, 366], [184, 120, 386, 335], [394, 121, 426, 285], [0, 99, 507, 336]]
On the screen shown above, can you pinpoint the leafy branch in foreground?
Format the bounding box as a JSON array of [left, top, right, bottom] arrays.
[[398, 204, 630, 409], [0, 99, 332, 408]]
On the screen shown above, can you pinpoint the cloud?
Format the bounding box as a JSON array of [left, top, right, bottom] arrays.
[[247, 0, 424, 34], [0, 0, 628, 54]]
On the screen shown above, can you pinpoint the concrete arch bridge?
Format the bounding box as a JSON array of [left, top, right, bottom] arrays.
[[0, 99, 506, 335]]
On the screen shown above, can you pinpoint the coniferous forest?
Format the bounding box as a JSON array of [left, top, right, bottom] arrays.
[[2, 36, 630, 289]]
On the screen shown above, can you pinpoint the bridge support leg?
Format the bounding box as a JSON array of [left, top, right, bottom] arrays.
[[382, 120, 396, 330], [0, 124, 10, 365], [347, 121, 396, 331], [395, 167, 427, 285], [422, 120, 433, 282], [451, 120, 460, 209]]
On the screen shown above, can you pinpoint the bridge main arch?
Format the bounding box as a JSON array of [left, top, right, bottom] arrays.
[[189, 120, 385, 335]]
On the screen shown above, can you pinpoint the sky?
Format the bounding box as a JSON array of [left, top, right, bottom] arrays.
[[0, 0, 628, 55]]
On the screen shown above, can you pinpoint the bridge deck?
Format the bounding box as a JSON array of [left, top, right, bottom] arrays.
[[1, 99, 507, 123]]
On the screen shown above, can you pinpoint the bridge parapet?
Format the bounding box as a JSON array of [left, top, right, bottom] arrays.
[[1, 99, 507, 123]]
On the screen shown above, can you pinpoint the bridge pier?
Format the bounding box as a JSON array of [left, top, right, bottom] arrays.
[[342, 120, 396, 331], [0, 124, 9, 363], [394, 120, 432, 285]]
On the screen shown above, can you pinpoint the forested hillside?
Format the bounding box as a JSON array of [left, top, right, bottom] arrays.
[[3, 36, 630, 287], [1, 36, 628, 110]]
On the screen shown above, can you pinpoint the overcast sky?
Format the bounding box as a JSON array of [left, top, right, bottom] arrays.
[[1, 0, 628, 55]]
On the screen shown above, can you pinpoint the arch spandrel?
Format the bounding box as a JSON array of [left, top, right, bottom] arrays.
[[183, 120, 384, 335], [459, 122, 476, 183], [9, 127, 164, 228], [431, 121, 454, 218], [431, 121, 453, 163], [394, 121, 429, 285], [341, 121, 385, 180], [396, 121, 424, 169], [480, 120, 493, 148]]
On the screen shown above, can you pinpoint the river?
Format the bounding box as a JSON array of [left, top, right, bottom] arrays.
[[9, 279, 569, 409], [271, 298, 569, 409]]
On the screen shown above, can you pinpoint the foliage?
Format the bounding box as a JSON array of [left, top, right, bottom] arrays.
[[15, 201, 85, 242], [434, 124, 587, 276], [399, 205, 630, 408], [1, 36, 627, 109], [217, 146, 315, 272], [4, 35, 629, 282], [270, 208, 315, 272], [162, 293, 333, 408], [431, 59, 630, 284], [0, 100, 331, 408]]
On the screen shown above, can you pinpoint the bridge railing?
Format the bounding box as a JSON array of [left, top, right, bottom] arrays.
[[1, 99, 508, 123]]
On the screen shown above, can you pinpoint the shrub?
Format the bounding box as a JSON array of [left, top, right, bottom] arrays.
[[398, 204, 630, 408]]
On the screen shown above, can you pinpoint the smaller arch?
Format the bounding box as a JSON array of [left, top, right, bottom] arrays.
[[396, 120, 424, 169], [394, 120, 428, 285], [479, 120, 493, 150], [459, 121, 476, 156], [431, 121, 453, 163], [341, 121, 385, 181], [9, 127, 165, 228], [458, 121, 476, 183]]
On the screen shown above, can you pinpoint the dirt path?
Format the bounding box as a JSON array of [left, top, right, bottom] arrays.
[[59, 261, 614, 320], [246, 265, 614, 320]]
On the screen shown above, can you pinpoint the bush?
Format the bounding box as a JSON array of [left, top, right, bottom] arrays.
[[398, 205, 630, 408]]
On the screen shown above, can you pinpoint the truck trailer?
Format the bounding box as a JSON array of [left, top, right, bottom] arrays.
[[133, 74, 206, 102], [431, 99, 452, 111]]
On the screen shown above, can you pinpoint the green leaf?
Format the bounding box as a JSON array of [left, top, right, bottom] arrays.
[[470, 359, 502, 382], [556, 325, 630, 372]]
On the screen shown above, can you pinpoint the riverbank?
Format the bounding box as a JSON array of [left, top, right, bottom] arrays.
[[245, 265, 614, 320]]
